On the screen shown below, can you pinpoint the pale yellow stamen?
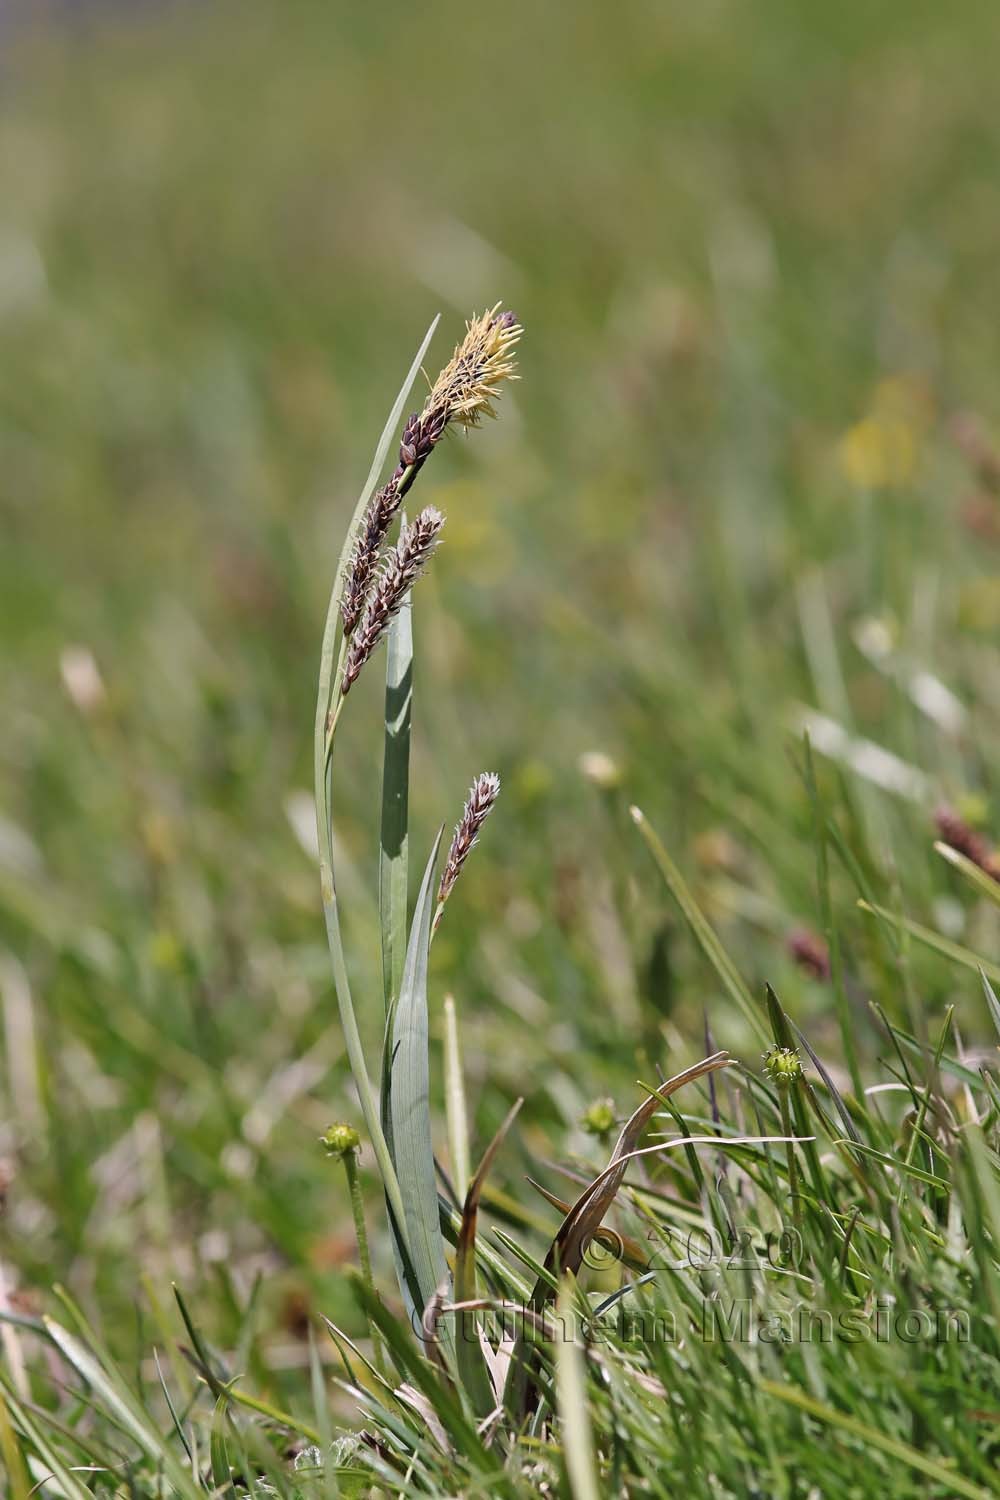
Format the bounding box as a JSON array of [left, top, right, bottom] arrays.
[[424, 302, 522, 429]]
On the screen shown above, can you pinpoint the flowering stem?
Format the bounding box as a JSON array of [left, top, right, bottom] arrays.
[[314, 570, 409, 1254], [343, 1150, 372, 1284]]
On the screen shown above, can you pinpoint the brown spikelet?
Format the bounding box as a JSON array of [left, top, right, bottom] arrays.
[[341, 507, 444, 694], [339, 309, 520, 636], [341, 478, 401, 635], [787, 927, 831, 982], [935, 806, 1000, 881], [436, 772, 501, 914], [340, 411, 440, 635], [950, 411, 1000, 490]]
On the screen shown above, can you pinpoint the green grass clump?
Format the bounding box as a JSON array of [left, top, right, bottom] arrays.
[[6, 308, 1000, 1497]]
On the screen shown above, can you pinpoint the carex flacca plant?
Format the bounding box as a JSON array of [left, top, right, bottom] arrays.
[[312, 310, 796, 1448], [313, 308, 516, 1357]]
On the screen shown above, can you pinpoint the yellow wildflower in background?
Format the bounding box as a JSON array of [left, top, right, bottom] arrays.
[[838, 374, 933, 490]]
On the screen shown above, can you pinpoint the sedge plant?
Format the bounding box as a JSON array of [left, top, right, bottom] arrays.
[[302, 311, 1000, 1498], [313, 307, 517, 1350]]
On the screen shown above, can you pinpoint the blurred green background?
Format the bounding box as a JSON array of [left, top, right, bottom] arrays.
[[3, 0, 1000, 1389]]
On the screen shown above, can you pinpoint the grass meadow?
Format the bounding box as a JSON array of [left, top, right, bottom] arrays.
[[4, 1, 1000, 1493]]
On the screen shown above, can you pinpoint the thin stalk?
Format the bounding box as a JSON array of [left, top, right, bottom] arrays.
[[778, 1089, 802, 1235], [342, 1150, 386, 1379], [803, 733, 864, 1100], [314, 583, 408, 1244]]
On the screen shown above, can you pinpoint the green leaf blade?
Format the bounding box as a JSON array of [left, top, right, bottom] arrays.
[[380, 595, 413, 1015], [631, 805, 766, 1042], [389, 831, 450, 1334]]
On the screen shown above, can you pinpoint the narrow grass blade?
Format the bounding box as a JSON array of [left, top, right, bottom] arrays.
[[216, 1387, 322, 1446], [791, 1018, 861, 1144], [322, 1313, 393, 1394], [380, 999, 424, 1334], [493, 1228, 561, 1294], [630, 805, 766, 1040], [210, 1396, 236, 1498], [858, 899, 1000, 985], [350, 1277, 496, 1472], [389, 829, 450, 1329], [872, 1011, 983, 1089], [0, 1375, 93, 1500], [759, 1379, 992, 1499], [0, 1390, 30, 1500], [43, 1316, 203, 1500], [981, 969, 1000, 1042], [443, 994, 471, 1203], [153, 1348, 192, 1463], [652, 1091, 706, 1193], [935, 840, 1000, 906], [173, 1283, 227, 1400], [834, 1140, 949, 1191], [555, 1280, 601, 1500], [454, 1097, 523, 1412], [307, 1326, 332, 1455], [802, 732, 863, 1096], [380, 595, 413, 1014]]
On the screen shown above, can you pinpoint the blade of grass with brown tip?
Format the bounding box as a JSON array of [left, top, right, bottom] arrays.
[[546, 1054, 730, 1288], [454, 1097, 523, 1412], [504, 1054, 730, 1418], [525, 1179, 651, 1270], [764, 980, 795, 1052]]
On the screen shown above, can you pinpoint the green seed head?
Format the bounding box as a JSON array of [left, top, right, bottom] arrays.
[[763, 1045, 803, 1087], [321, 1123, 361, 1159], [582, 1097, 617, 1139]]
